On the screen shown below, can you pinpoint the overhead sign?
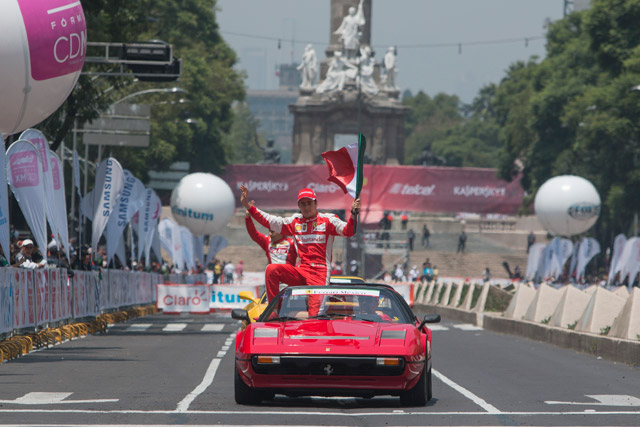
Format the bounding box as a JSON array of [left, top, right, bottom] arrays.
[[82, 103, 150, 147]]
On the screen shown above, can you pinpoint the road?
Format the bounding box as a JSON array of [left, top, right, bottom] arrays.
[[1, 311, 639, 427]]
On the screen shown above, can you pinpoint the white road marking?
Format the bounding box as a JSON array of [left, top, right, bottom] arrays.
[[201, 324, 225, 332], [432, 369, 500, 413], [221, 345, 230, 351], [427, 325, 449, 331], [162, 323, 187, 332], [545, 395, 640, 407], [452, 324, 483, 331], [0, 392, 118, 405], [216, 351, 226, 357], [125, 324, 151, 332], [0, 409, 639, 416], [175, 358, 221, 412]]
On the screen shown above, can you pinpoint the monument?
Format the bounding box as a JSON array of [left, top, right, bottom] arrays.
[[289, 0, 408, 165]]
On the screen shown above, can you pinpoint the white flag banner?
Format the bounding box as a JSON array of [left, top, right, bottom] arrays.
[[115, 232, 127, 268], [80, 189, 97, 222], [569, 240, 580, 278], [137, 188, 161, 266], [541, 238, 561, 280], [575, 237, 601, 281], [49, 151, 70, 259], [91, 158, 125, 255], [20, 129, 62, 251], [206, 235, 228, 267], [618, 237, 640, 286], [525, 243, 546, 281], [0, 138, 11, 260], [608, 234, 627, 283], [158, 217, 184, 269], [180, 226, 195, 271], [193, 234, 204, 266], [151, 225, 162, 263], [105, 170, 145, 265], [73, 149, 81, 196], [553, 238, 573, 278], [6, 140, 47, 261]]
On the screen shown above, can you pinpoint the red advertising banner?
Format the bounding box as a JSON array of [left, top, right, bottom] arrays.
[[223, 165, 524, 218]]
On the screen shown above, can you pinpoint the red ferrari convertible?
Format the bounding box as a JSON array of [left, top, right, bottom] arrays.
[[232, 283, 440, 406]]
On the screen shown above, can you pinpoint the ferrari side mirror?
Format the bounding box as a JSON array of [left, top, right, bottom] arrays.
[[419, 313, 441, 330], [231, 309, 251, 323]]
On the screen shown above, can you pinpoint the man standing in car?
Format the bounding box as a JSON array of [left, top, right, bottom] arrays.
[[240, 185, 360, 316]]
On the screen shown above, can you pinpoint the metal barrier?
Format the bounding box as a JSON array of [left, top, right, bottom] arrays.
[[0, 267, 182, 340]]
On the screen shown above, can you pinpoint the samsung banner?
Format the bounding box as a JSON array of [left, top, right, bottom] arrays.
[[608, 234, 627, 284], [223, 165, 525, 216], [575, 237, 600, 281], [92, 158, 124, 255], [137, 188, 161, 266], [206, 235, 228, 267], [6, 140, 47, 260], [105, 170, 145, 265]]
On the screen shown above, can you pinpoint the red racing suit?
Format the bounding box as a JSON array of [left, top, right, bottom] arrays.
[[247, 206, 356, 315], [245, 216, 297, 266]]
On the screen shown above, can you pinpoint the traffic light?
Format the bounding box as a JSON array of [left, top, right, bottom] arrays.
[[121, 41, 181, 82], [127, 58, 182, 82]]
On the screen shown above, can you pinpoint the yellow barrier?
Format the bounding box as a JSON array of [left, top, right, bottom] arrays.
[[0, 304, 157, 363]]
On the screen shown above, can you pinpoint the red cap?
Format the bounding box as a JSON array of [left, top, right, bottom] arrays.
[[297, 188, 317, 201]]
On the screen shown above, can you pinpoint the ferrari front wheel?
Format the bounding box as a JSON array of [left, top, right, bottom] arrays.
[[234, 365, 265, 404], [400, 364, 430, 406]]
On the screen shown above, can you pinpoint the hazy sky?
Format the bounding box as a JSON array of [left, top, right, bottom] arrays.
[[216, 0, 565, 103]]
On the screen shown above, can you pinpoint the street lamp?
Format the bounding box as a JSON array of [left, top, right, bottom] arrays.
[[111, 87, 187, 106]]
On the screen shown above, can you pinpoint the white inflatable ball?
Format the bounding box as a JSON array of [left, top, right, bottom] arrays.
[[170, 173, 235, 236], [534, 175, 601, 237], [0, 0, 86, 135]]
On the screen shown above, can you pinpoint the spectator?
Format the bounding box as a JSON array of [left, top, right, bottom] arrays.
[[527, 231, 536, 253], [16, 239, 46, 269], [331, 261, 343, 276], [408, 265, 419, 282], [483, 267, 491, 283], [349, 259, 359, 276], [235, 260, 244, 283], [457, 231, 467, 253], [213, 260, 222, 284], [513, 265, 522, 281], [432, 265, 439, 282], [400, 211, 409, 230], [393, 264, 404, 282], [407, 228, 415, 251], [223, 261, 235, 284], [422, 224, 430, 248]]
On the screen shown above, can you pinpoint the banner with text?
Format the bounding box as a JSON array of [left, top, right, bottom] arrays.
[[157, 284, 211, 314], [223, 165, 524, 217], [210, 284, 263, 309]]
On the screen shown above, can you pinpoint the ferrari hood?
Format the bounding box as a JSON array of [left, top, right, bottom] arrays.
[[281, 319, 379, 348]]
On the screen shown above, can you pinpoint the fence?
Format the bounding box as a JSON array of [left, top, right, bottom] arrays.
[[0, 268, 201, 339]]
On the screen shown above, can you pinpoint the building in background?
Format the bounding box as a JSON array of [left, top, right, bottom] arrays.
[[246, 63, 300, 163]]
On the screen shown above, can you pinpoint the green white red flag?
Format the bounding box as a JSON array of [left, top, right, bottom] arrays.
[[321, 133, 366, 199]]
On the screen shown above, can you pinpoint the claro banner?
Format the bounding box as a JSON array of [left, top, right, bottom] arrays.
[[223, 165, 524, 217]]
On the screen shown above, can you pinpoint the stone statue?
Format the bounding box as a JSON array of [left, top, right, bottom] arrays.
[[297, 44, 317, 89], [383, 46, 398, 90], [316, 51, 356, 94], [334, 0, 365, 58], [356, 46, 378, 95], [258, 139, 281, 164]]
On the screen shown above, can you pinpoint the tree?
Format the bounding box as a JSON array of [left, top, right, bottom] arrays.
[[222, 103, 265, 165]]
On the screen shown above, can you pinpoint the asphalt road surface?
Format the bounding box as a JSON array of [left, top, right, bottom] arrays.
[[1, 311, 639, 427]]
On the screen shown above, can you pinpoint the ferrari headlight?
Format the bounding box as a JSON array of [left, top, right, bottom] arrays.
[[256, 355, 281, 364], [376, 357, 401, 366]]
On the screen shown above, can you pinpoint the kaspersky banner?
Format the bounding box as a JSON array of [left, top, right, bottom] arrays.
[[49, 150, 69, 258], [0, 138, 11, 260], [223, 165, 525, 217], [20, 129, 63, 250], [91, 158, 124, 256], [105, 170, 145, 265], [6, 140, 47, 260]]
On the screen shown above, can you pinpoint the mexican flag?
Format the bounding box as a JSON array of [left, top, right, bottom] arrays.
[[321, 133, 366, 199]]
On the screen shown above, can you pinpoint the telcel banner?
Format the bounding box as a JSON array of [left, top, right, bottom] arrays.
[[157, 284, 211, 314]]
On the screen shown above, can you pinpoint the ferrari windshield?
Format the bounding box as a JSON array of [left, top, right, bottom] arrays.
[[260, 286, 412, 323]]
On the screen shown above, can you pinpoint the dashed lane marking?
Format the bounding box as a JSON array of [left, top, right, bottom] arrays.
[[125, 324, 152, 332], [427, 325, 449, 331], [452, 324, 483, 331], [201, 324, 225, 332], [162, 323, 187, 332]]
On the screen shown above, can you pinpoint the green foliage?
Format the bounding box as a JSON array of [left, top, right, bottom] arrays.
[[541, 316, 551, 325], [568, 320, 578, 330], [222, 103, 265, 164], [600, 325, 611, 336], [32, 0, 245, 184]]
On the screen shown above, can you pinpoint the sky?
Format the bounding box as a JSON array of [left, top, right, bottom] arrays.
[[216, 0, 565, 104]]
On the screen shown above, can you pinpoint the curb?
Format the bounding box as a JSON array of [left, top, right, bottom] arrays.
[[415, 303, 640, 367]]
